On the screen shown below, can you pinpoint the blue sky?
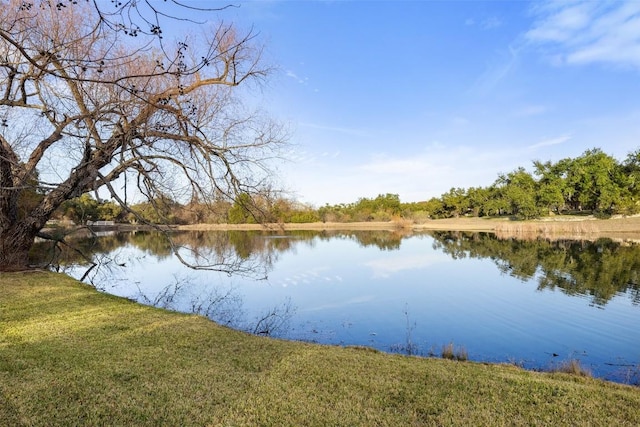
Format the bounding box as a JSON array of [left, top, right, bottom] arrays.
[[197, 1, 640, 206]]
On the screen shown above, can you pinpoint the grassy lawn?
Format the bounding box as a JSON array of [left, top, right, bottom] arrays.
[[2, 272, 640, 426]]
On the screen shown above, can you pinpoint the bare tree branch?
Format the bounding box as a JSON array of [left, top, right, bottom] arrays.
[[0, 0, 286, 271]]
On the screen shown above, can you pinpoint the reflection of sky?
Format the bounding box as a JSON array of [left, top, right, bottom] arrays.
[[69, 233, 640, 383]]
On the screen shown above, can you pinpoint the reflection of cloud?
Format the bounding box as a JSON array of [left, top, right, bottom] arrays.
[[364, 254, 448, 279], [528, 134, 572, 150], [304, 295, 375, 312], [279, 267, 336, 288], [526, 1, 640, 69]]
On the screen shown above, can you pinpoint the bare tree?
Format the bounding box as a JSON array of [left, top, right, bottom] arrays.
[[0, 0, 286, 271]]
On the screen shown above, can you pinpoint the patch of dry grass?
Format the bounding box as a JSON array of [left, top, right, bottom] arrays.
[[494, 216, 640, 241], [550, 359, 592, 377], [441, 342, 469, 361]]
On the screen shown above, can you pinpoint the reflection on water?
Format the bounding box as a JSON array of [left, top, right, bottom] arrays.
[[430, 231, 640, 307], [35, 229, 640, 384]]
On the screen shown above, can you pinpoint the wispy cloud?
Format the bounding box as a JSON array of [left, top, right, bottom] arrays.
[[513, 105, 549, 117], [525, 1, 640, 69], [359, 157, 428, 175], [320, 151, 341, 159], [528, 134, 572, 150], [465, 16, 503, 30], [481, 16, 502, 30], [471, 43, 521, 95], [299, 122, 369, 137], [286, 70, 308, 84]]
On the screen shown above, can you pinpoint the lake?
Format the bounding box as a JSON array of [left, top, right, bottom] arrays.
[[40, 229, 640, 384]]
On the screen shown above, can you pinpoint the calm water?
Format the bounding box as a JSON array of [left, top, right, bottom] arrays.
[[42, 229, 640, 384]]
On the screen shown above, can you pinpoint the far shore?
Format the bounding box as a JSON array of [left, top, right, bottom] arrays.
[[177, 218, 498, 232], [177, 215, 640, 241]]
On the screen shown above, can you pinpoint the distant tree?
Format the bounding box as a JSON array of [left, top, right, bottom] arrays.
[[483, 184, 509, 217], [16, 168, 44, 221], [98, 201, 123, 222], [130, 195, 182, 225], [566, 149, 621, 214], [422, 197, 446, 219], [441, 187, 469, 218], [228, 193, 257, 224], [533, 160, 567, 214], [466, 186, 490, 217], [59, 194, 100, 224], [620, 150, 640, 214], [500, 168, 540, 219]]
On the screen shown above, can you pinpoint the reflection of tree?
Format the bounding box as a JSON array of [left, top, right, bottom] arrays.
[[430, 231, 640, 306], [64, 229, 407, 259], [313, 229, 409, 251], [30, 231, 131, 267], [34, 229, 414, 281], [128, 231, 174, 260]]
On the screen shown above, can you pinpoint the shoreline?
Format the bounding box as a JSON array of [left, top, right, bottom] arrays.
[[177, 216, 640, 241]]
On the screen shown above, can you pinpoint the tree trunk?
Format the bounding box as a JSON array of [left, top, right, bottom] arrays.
[[0, 222, 40, 271]]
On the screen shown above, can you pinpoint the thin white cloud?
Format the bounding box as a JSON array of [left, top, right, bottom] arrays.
[[471, 43, 521, 95], [450, 116, 470, 126], [465, 16, 502, 30], [481, 16, 502, 30], [299, 122, 369, 137], [528, 134, 572, 150], [359, 157, 428, 175], [285, 70, 308, 84], [526, 1, 640, 69], [320, 151, 341, 158], [513, 105, 549, 117]]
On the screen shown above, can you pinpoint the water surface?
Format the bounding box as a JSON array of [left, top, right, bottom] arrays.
[[42, 229, 640, 384]]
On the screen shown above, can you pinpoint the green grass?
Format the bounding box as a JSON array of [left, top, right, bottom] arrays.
[[2, 272, 640, 426]]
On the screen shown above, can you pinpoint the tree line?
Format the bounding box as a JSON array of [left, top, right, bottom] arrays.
[[418, 148, 640, 220], [52, 147, 640, 226], [321, 148, 640, 222]]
